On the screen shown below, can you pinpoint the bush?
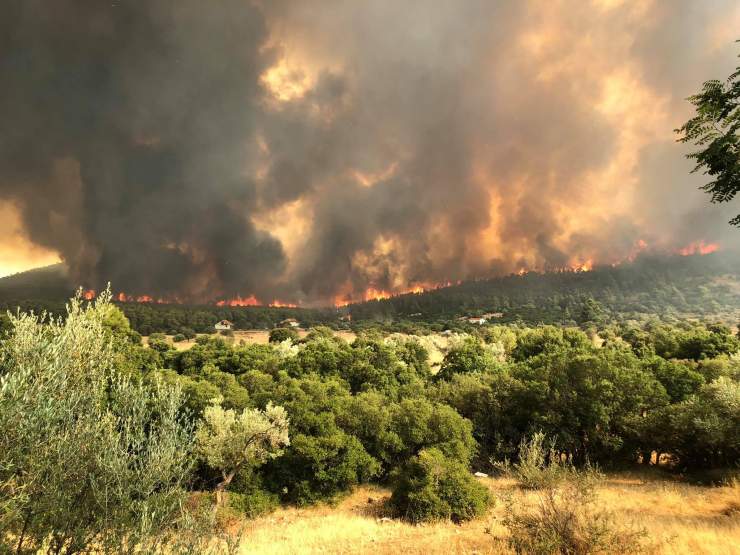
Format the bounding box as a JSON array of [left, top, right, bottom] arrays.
[[437, 336, 495, 380], [390, 448, 491, 523], [173, 333, 187, 343], [226, 486, 279, 519], [269, 327, 299, 344], [495, 432, 575, 490], [268, 431, 380, 505], [503, 472, 644, 555]]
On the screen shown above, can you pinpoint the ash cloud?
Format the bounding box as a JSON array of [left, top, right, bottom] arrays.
[[1, 1, 738, 304], [0, 0, 284, 301]]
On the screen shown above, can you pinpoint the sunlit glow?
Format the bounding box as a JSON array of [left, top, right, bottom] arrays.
[[351, 162, 399, 187], [261, 57, 314, 102], [0, 202, 61, 278]]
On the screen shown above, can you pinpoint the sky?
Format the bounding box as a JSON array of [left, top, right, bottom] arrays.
[[0, 0, 738, 304]]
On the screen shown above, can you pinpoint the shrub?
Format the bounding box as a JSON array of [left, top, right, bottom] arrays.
[[387, 398, 478, 468], [226, 486, 279, 519], [503, 471, 644, 555], [173, 333, 187, 343], [269, 327, 299, 343], [390, 448, 491, 523], [437, 336, 495, 380], [495, 432, 575, 490], [268, 431, 381, 505]]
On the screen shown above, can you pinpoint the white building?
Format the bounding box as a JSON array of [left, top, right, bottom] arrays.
[[281, 318, 300, 328], [215, 319, 233, 331], [483, 312, 504, 319]]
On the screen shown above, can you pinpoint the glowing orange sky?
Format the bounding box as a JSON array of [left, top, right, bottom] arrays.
[[0, 202, 61, 278]]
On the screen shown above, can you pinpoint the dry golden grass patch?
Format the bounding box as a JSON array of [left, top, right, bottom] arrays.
[[227, 473, 739, 555], [145, 329, 359, 351]]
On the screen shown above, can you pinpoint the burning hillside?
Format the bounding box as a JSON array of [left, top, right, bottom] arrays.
[[73, 243, 723, 309]]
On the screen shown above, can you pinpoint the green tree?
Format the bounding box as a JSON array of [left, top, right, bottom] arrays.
[[195, 400, 289, 506], [269, 327, 299, 344], [437, 336, 495, 380], [390, 448, 491, 524], [0, 291, 193, 554], [676, 45, 740, 225], [663, 377, 740, 468]]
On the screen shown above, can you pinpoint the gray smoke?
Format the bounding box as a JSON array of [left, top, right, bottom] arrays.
[[1, 0, 738, 304]]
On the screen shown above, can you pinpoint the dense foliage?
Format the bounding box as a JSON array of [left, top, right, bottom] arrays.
[[676, 45, 740, 226], [1, 287, 739, 547]]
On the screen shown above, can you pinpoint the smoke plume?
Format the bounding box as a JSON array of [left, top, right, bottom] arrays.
[[1, 0, 738, 304]]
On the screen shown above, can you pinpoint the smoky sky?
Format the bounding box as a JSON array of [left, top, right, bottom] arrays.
[[0, 0, 738, 304]]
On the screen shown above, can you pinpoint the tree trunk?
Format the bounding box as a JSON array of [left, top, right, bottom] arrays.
[[16, 508, 32, 555], [215, 470, 238, 507]]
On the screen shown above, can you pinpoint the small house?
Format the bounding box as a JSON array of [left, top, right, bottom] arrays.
[[215, 320, 233, 331], [280, 318, 300, 328], [467, 316, 487, 325]]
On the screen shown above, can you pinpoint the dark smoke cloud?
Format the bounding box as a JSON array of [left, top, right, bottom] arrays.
[[0, 0, 284, 300], [1, 0, 738, 304]]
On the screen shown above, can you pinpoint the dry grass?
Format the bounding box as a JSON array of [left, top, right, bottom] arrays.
[[145, 330, 358, 351], [220, 472, 739, 555]]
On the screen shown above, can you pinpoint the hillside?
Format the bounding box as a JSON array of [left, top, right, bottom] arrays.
[[0, 263, 72, 300], [346, 252, 740, 326]]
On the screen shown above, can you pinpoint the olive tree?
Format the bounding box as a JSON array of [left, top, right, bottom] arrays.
[[195, 401, 289, 505], [0, 290, 193, 554]]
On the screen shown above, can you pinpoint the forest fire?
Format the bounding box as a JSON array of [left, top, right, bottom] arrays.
[[333, 282, 451, 307], [216, 295, 260, 307], [677, 240, 720, 256], [78, 241, 723, 310], [268, 300, 299, 308], [82, 288, 299, 308], [215, 296, 299, 308]]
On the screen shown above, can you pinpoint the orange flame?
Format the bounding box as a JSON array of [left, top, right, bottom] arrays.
[[572, 260, 593, 272], [83, 289, 96, 300], [333, 281, 445, 307], [216, 294, 260, 307], [268, 300, 299, 308], [677, 240, 720, 256]]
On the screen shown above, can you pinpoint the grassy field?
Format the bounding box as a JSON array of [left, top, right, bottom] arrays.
[[146, 330, 357, 350], [222, 472, 739, 555]]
